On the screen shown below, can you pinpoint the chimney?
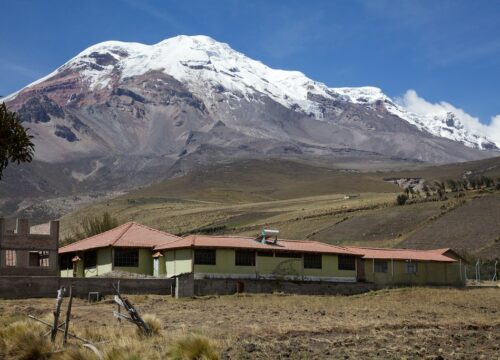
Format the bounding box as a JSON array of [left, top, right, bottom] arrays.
[[50, 221, 60, 242]]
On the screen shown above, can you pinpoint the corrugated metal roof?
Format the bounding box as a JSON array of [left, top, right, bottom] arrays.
[[59, 222, 180, 253], [345, 246, 456, 262], [154, 234, 357, 255]]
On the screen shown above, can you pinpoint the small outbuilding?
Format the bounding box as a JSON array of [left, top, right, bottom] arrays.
[[345, 246, 465, 286]]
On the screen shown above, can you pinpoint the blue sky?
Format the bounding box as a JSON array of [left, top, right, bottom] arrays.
[[1, 0, 499, 126]]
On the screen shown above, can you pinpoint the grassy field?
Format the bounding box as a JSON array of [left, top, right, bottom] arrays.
[[59, 157, 500, 258], [0, 288, 498, 359]]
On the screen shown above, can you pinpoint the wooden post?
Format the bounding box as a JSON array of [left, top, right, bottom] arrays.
[[63, 285, 73, 346], [116, 280, 121, 323], [51, 287, 66, 343]]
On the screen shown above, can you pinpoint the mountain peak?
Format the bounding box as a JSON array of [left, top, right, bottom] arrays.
[[3, 35, 499, 152]]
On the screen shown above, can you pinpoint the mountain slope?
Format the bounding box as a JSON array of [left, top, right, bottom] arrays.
[[3, 35, 498, 164], [1, 35, 499, 223]]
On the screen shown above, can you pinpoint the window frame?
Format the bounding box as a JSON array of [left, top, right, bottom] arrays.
[[338, 255, 356, 271], [405, 261, 418, 274], [374, 260, 388, 273], [114, 248, 139, 268], [28, 251, 50, 268], [60, 253, 74, 270], [4, 249, 17, 267], [235, 250, 256, 267], [84, 250, 97, 269], [194, 249, 216, 265], [304, 253, 322, 269]]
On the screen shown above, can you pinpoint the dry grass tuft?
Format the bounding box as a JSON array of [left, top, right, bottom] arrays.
[[141, 313, 162, 337], [53, 347, 99, 360], [166, 334, 219, 360], [0, 320, 52, 360]]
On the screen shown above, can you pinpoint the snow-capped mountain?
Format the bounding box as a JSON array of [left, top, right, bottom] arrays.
[[2, 34, 498, 172], [5, 35, 496, 157]]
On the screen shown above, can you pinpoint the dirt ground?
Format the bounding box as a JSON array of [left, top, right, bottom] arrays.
[[0, 287, 498, 359]]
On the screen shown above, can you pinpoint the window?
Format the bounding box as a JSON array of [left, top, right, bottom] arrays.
[[304, 253, 322, 269], [275, 252, 302, 258], [374, 260, 388, 273], [235, 250, 255, 266], [338, 255, 356, 270], [114, 248, 139, 267], [84, 251, 97, 268], [4, 250, 16, 267], [257, 251, 273, 257], [194, 249, 216, 265], [29, 251, 50, 267], [406, 261, 418, 274], [60, 253, 73, 270]]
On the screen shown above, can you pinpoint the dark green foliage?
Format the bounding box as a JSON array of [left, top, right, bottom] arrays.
[[63, 212, 118, 244], [0, 103, 34, 179], [396, 194, 408, 206], [446, 179, 458, 192], [482, 176, 493, 188]]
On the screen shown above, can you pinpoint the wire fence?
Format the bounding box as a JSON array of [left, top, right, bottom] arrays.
[[464, 259, 498, 282]]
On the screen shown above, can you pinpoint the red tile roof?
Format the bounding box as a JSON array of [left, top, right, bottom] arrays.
[[154, 234, 357, 255], [345, 246, 456, 262], [59, 222, 180, 254]]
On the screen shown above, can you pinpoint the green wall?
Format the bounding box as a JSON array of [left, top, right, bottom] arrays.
[[167, 248, 357, 280], [60, 247, 154, 277], [363, 259, 464, 286], [114, 248, 154, 275], [165, 249, 193, 277]]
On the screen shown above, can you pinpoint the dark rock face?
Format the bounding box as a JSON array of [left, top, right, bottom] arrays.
[[18, 95, 64, 123], [54, 125, 78, 142], [88, 52, 119, 66]]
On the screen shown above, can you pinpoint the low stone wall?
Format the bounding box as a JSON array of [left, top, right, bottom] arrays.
[[193, 277, 374, 296], [60, 278, 174, 298], [0, 275, 373, 299], [0, 276, 60, 298], [0, 276, 174, 299]]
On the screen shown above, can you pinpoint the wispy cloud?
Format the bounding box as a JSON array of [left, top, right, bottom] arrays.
[[0, 59, 41, 79], [398, 90, 500, 145], [121, 0, 188, 32]]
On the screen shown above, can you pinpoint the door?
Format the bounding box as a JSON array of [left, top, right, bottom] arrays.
[[153, 258, 159, 277], [356, 257, 365, 281]]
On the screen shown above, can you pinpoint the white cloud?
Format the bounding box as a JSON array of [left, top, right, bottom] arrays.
[[398, 90, 500, 146]]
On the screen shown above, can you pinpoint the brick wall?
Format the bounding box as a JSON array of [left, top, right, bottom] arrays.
[[0, 218, 59, 276]]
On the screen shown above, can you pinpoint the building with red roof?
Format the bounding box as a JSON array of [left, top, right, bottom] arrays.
[[344, 246, 465, 286], [59, 223, 464, 286], [59, 222, 180, 277]]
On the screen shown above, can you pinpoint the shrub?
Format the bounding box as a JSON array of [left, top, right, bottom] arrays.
[[166, 334, 219, 360], [396, 194, 408, 206]]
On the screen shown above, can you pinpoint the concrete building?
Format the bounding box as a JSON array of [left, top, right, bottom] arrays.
[[154, 232, 359, 282], [58, 222, 465, 287], [0, 218, 59, 276], [59, 222, 179, 277], [346, 246, 465, 286]]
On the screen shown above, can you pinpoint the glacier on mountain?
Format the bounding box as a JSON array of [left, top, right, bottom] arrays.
[[3, 35, 498, 151]]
